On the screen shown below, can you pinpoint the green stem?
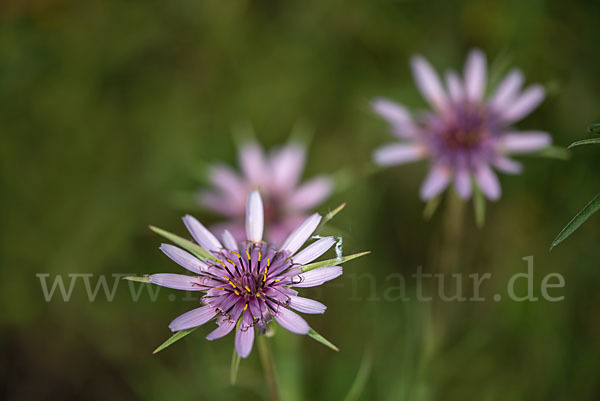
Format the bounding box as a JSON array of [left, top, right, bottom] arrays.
[[257, 335, 280, 401]]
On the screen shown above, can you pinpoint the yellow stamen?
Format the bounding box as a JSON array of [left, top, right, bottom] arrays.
[[256, 293, 260, 297], [243, 304, 248, 311], [223, 276, 236, 288], [274, 279, 281, 283], [267, 257, 271, 267], [258, 251, 262, 261], [227, 258, 235, 265], [217, 260, 227, 268], [245, 249, 251, 260], [234, 290, 240, 296], [232, 251, 241, 259], [215, 286, 225, 291], [263, 267, 268, 282], [244, 285, 251, 293]]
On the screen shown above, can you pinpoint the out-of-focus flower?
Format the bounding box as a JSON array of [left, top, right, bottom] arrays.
[[199, 141, 333, 245], [373, 49, 551, 201], [151, 190, 342, 358]]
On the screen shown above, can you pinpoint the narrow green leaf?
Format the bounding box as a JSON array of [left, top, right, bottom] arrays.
[[307, 327, 339, 352], [230, 345, 241, 385], [150, 225, 216, 261], [551, 192, 600, 250], [588, 123, 600, 134], [531, 145, 570, 160], [301, 251, 370, 272], [422, 195, 441, 220], [343, 347, 374, 401], [122, 275, 151, 283], [568, 138, 600, 149], [315, 203, 346, 233], [473, 185, 486, 229], [153, 328, 198, 354]]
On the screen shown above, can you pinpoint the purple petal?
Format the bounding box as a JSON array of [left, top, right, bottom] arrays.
[[271, 143, 306, 191], [420, 166, 451, 200], [160, 244, 207, 274], [489, 69, 524, 111], [280, 213, 322, 256], [463, 49, 487, 102], [245, 190, 264, 243], [492, 156, 523, 174], [294, 266, 343, 287], [183, 215, 222, 253], [272, 306, 310, 334], [499, 131, 552, 153], [454, 169, 472, 199], [286, 176, 333, 211], [150, 273, 205, 291], [445, 70, 464, 103], [410, 55, 448, 112], [207, 165, 246, 206], [371, 98, 417, 138], [475, 165, 501, 201], [289, 295, 327, 314], [238, 141, 269, 186], [197, 191, 238, 217], [235, 311, 254, 358], [292, 236, 335, 265], [373, 143, 425, 167], [206, 320, 236, 340], [501, 85, 545, 123], [221, 230, 239, 251], [168, 305, 217, 332]]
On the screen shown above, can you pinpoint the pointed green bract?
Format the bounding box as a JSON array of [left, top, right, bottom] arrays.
[[551, 192, 600, 250], [122, 275, 151, 283], [315, 202, 346, 234], [150, 225, 216, 261], [230, 345, 241, 385], [568, 138, 600, 149], [301, 251, 370, 272], [153, 328, 198, 354], [307, 327, 339, 352]]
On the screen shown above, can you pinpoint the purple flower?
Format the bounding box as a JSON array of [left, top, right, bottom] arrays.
[[152, 190, 341, 358], [373, 49, 552, 201], [199, 141, 333, 245]]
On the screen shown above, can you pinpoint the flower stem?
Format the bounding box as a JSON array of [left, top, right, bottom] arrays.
[[257, 335, 280, 401]]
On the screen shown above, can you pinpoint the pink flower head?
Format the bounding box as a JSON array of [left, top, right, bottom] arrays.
[[152, 191, 341, 358], [199, 140, 333, 244], [373, 49, 551, 201]]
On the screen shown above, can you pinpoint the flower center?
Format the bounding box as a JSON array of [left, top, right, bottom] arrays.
[[440, 104, 488, 151]]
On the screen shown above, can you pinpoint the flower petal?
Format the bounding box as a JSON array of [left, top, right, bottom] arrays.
[[499, 131, 552, 153], [420, 166, 451, 200], [286, 176, 333, 211], [289, 295, 327, 314], [463, 49, 487, 102], [183, 215, 222, 253], [475, 165, 501, 201], [245, 190, 264, 243], [280, 213, 322, 256], [445, 70, 464, 103], [235, 312, 255, 358], [168, 305, 217, 332], [492, 156, 523, 174], [454, 169, 472, 199], [271, 143, 306, 191], [411, 55, 448, 112], [294, 266, 343, 288], [371, 98, 417, 138], [501, 85, 545, 123], [221, 230, 239, 251], [160, 244, 207, 274], [206, 320, 236, 340], [292, 236, 335, 265], [489, 69, 524, 111], [150, 273, 205, 291], [272, 306, 310, 334], [373, 144, 426, 166], [238, 141, 269, 186]]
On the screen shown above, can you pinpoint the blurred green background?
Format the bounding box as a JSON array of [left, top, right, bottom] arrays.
[[2, 0, 600, 400]]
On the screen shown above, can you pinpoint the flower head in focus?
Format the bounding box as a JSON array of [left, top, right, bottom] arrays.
[[148, 190, 346, 358], [373, 49, 551, 201], [199, 140, 333, 245]]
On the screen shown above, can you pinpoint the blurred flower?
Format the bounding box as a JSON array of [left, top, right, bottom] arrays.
[[152, 190, 341, 358], [199, 140, 333, 244], [373, 49, 551, 201]]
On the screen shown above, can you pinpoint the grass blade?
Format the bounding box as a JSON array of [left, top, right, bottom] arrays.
[[301, 251, 370, 272], [568, 138, 600, 149], [150, 225, 216, 261], [153, 328, 198, 354], [307, 327, 339, 352], [551, 192, 600, 250], [230, 346, 241, 385]]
